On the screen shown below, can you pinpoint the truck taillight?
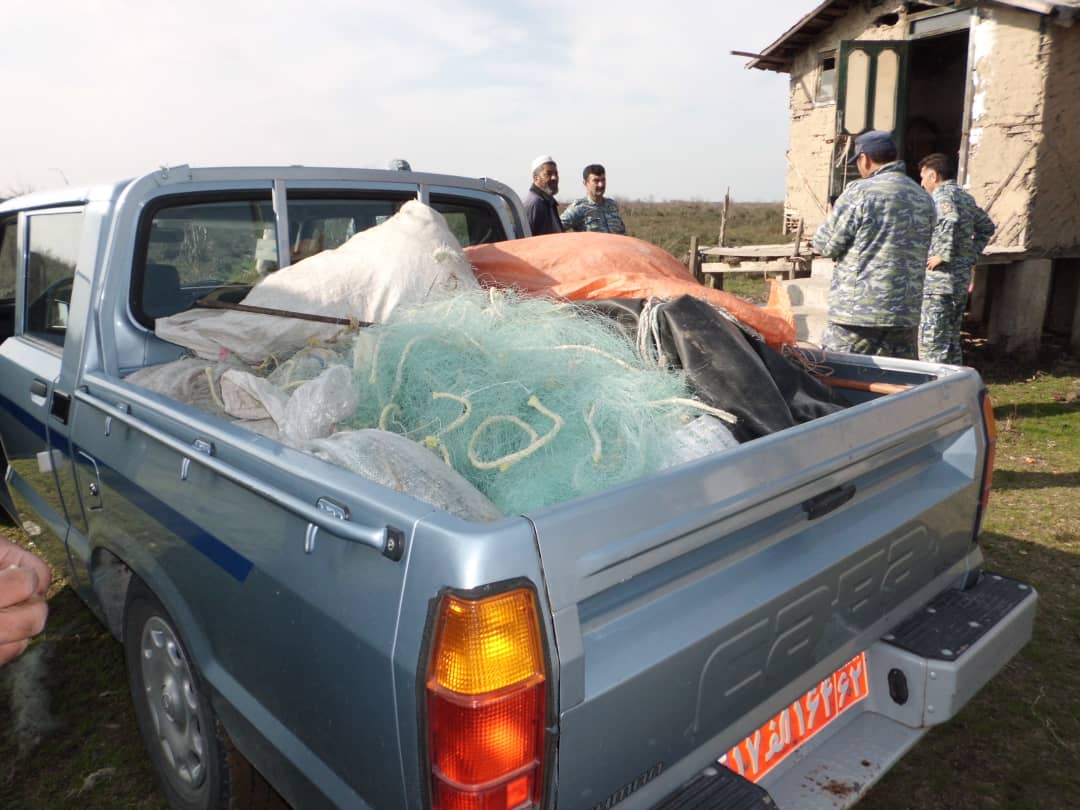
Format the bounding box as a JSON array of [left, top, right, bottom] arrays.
[[975, 389, 997, 538], [425, 588, 547, 810]]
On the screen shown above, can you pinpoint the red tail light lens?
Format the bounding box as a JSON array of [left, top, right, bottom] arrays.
[[426, 588, 547, 810]]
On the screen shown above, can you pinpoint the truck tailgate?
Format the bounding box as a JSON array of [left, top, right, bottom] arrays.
[[527, 369, 989, 809]]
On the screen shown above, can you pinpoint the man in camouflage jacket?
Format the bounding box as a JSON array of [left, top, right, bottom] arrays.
[[917, 152, 996, 365], [560, 164, 627, 235], [813, 130, 936, 359]]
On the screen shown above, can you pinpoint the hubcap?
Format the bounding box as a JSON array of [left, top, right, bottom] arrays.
[[141, 616, 207, 789]]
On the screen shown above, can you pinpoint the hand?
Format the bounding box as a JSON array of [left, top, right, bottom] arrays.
[[0, 538, 51, 665], [927, 255, 945, 271]]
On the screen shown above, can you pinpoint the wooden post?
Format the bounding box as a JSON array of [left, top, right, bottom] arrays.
[[718, 188, 730, 247], [688, 235, 701, 283]]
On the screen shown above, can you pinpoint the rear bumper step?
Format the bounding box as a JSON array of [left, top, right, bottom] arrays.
[[652, 571, 1036, 810], [882, 571, 1034, 660], [653, 764, 775, 809]]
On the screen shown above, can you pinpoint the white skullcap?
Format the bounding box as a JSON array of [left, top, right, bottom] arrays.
[[530, 154, 556, 175]]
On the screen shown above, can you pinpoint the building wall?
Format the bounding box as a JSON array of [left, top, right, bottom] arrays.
[[1028, 22, 1080, 254], [782, 1, 1071, 250], [964, 6, 1049, 251], [784, 2, 909, 233]]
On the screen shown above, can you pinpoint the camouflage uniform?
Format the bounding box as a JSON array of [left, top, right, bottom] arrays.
[[813, 161, 935, 359], [918, 180, 995, 365], [560, 197, 626, 235]]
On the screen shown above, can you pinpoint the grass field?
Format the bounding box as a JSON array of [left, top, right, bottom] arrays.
[[2, 201, 1078, 809]]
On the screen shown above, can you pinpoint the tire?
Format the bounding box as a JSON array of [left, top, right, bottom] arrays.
[[123, 577, 288, 810]]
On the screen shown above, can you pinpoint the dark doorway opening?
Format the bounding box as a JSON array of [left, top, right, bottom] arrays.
[[904, 30, 969, 180]]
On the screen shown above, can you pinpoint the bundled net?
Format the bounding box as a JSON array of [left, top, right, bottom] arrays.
[[345, 290, 721, 514]]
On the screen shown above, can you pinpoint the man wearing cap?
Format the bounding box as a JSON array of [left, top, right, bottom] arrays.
[[812, 130, 936, 359], [560, 164, 627, 235], [917, 152, 995, 365], [524, 155, 563, 236]]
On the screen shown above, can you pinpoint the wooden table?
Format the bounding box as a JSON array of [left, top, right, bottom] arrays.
[[689, 242, 813, 290]]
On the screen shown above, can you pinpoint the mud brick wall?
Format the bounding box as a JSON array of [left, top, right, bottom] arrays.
[[783, 2, 909, 233], [965, 6, 1049, 251], [1028, 22, 1080, 255]]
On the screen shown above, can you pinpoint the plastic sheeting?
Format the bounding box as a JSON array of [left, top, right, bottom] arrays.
[[155, 201, 478, 362], [464, 232, 797, 348], [302, 430, 502, 522], [587, 296, 847, 443]]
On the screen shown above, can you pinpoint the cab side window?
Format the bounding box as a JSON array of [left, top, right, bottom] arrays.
[[25, 211, 84, 347], [135, 196, 275, 326], [0, 217, 17, 342], [429, 196, 505, 246]]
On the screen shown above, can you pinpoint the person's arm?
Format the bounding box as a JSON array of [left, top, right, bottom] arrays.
[[524, 194, 544, 236], [928, 189, 959, 267], [560, 201, 583, 232], [812, 190, 860, 259], [608, 200, 626, 235], [972, 204, 996, 256], [0, 538, 51, 665]]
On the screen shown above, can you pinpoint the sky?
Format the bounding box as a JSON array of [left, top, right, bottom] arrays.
[[1, 0, 813, 203]]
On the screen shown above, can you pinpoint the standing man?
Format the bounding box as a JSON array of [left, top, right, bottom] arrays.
[[524, 155, 563, 236], [813, 130, 936, 359], [560, 164, 627, 235], [917, 153, 996, 365]]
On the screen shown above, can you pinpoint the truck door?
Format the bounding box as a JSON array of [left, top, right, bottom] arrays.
[[0, 207, 86, 579], [831, 40, 910, 199]]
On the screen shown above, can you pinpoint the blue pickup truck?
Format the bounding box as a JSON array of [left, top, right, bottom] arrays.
[[0, 165, 1035, 810]]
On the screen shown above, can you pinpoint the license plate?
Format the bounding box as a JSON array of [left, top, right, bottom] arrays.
[[720, 652, 870, 783]]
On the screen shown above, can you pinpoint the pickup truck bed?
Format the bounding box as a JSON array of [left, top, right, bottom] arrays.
[[0, 166, 1034, 810]]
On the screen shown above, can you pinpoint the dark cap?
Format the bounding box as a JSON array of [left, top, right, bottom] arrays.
[[848, 130, 897, 164]]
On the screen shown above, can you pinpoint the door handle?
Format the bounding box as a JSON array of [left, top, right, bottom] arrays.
[[31, 378, 48, 398]]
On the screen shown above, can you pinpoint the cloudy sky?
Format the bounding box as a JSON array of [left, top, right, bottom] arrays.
[[2, 0, 812, 202]]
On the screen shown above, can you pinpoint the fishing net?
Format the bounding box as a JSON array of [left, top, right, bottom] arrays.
[[345, 289, 728, 514]]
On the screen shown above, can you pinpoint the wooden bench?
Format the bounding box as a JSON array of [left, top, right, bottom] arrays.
[[687, 238, 812, 290]]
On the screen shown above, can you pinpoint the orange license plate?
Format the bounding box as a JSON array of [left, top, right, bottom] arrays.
[[720, 652, 870, 783]]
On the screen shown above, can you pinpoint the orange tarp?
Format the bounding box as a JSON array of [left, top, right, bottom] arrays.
[[464, 232, 796, 348]]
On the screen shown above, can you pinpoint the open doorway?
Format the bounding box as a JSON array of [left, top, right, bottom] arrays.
[[903, 30, 969, 180]]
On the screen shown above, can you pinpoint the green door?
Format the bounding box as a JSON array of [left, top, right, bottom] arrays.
[[831, 40, 910, 199]]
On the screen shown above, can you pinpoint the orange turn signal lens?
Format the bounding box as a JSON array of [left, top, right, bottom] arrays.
[[429, 590, 544, 695]]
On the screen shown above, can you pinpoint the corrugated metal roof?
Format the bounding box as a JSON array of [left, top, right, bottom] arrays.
[[743, 0, 1080, 72]]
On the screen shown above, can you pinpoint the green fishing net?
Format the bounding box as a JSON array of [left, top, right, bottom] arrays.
[[344, 290, 716, 514]]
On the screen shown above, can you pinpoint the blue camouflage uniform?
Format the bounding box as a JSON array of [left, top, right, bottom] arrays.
[[918, 180, 995, 364], [813, 160, 936, 359], [560, 197, 626, 235]]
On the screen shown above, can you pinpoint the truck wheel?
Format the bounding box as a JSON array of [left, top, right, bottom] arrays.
[[123, 577, 287, 810]]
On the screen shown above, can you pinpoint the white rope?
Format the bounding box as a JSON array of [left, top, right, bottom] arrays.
[[649, 397, 737, 425], [584, 402, 602, 464], [467, 395, 563, 471]]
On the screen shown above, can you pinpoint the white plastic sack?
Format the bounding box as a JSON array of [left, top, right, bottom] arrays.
[[661, 415, 739, 469], [155, 201, 479, 362], [302, 429, 503, 522], [125, 357, 227, 415], [281, 365, 358, 444], [218, 369, 288, 424]]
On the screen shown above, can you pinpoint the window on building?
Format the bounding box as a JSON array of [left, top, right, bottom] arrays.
[[815, 51, 837, 104]]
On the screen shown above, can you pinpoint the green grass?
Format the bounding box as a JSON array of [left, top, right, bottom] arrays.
[[2, 202, 1077, 809]]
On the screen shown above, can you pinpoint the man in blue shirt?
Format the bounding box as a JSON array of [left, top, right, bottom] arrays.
[[561, 164, 627, 235]]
